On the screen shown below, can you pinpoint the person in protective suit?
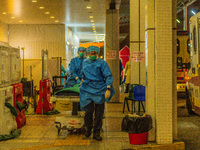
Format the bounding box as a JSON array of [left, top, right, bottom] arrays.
[[63, 47, 86, 88], [80, 46, 115, 141]]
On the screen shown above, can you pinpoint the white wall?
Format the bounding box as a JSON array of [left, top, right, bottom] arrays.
[[8, 24, 66, 59], [0, 22, 9, 45]]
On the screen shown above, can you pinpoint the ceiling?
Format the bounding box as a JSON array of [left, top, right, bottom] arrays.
[[0, 0, 197, 44], [0, 0, 110, 43]]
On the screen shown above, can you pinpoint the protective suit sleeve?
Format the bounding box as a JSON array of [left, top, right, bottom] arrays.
[[61, 64, 66, 75], [70, 58, 79, 79], [101, 61, 113, 86]]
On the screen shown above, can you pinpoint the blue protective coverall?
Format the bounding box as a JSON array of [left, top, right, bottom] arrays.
[[63, 57, 86, 88], [80, 58, 115, 110], [61, 64, 66, 85]]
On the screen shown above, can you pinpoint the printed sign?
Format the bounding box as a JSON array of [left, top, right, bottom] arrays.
[[130, 51, 145, 62], [106, 50, 117, 60]]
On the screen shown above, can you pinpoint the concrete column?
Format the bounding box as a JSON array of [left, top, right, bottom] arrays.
[[155, 0, 173, 144], [130, 0, 146, 85], [145, 0, 155, 142], [145, 0, 175, 144], [106, 9, 120, 102], [172, 0, 178, 140]]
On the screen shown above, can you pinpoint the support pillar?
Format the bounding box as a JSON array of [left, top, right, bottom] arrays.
[[106, 7, 120, 102], [130, 0, 146, 85], [172, 0, 178, 140], [145, 0, 175, 144], [183, 5, 187, 30]]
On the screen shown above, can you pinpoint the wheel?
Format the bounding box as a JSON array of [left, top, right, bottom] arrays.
[[186, 88, 195, 115]]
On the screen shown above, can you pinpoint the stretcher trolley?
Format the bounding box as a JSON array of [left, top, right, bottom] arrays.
[[50, 91, 85, 134]]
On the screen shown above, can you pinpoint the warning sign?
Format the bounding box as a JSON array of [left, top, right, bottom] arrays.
[[106, 50, 117, 60], [130, 51, 145, 62]]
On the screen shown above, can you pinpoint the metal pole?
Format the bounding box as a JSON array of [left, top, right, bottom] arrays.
[[183, 5, 188, 30]]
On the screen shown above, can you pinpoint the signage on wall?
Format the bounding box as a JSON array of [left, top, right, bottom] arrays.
[[130, 51, 145, 62], [106, 50, 117, 60]]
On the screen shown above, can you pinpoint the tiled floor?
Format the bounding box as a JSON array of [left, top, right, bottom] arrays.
[[0, 93, 151, 150]]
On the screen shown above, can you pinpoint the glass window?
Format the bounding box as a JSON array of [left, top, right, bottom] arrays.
[[177, 39, 180, 54], [187, 39, 190, 54], [193, 26, 197, 53]]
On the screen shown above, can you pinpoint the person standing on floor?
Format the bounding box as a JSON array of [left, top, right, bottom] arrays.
[[63, 47, 86, 88], [80, 46, 115, 141], [124, 60, 130, 93]]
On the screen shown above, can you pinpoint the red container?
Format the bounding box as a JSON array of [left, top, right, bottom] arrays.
[[36, 79, 53, 114], [129, 132, 148, 145]]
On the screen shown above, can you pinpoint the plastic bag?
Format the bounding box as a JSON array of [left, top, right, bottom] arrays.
[[121, 114, 152, 134]]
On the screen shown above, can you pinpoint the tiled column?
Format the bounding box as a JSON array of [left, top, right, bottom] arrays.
[[145, 0, 176, 144], [172, 0, 178, 140], [155, 0, 173, 144], [106, 9, 120, 102], [130, 0, 146, 85], [145, 0, 155, 142]]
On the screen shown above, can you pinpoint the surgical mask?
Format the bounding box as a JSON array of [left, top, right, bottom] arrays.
[[79, 52, 84, 58], [90, 55, 97, 60]]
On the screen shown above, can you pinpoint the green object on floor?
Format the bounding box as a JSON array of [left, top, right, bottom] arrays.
[[5, 102, 18, 117], [0, 129, 21, 141], [55, 84, 80, 95], [45, 109, 60, 115], [16, 101, 25, 111]]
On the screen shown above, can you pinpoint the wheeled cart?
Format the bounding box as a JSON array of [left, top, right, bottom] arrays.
[[50, 96, 85, 134]]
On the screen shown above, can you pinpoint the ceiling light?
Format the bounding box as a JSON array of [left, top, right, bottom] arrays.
[[2, 12, 7, 15], [11, 17, 15, 19], [19, 20, 23, 23], [50, 16, 55, 19], [176, 19, 180, 23], [32, 0, 37, 2], [39, 7, 44, 9], [92, 23, 95, 25], [66, 41, 70, 45], [45, 12, 50, 14], [86, 6, 91, 9], [191, 10, 196, 15], [89, 16, 93, 18], [92, 26, 95, 28], [90, 20, 94, 22], [55, 20, 59, 22]]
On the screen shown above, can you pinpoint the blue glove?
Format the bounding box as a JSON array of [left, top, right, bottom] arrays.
[[76, 78, 81, 84]]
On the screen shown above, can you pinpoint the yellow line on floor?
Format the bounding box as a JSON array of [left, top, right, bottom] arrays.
[[12, 134, 90, 150]]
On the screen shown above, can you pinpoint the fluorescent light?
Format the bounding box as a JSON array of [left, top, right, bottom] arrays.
[[55, 20, 59, 22], [50, 16, 55, 19], [90, 20, 94, 22], [2, 12, 7, 15], [11, 17, 15, 19], [32, 0, 37, 2], [176, 19, 180, 23], [19, 20, 23, 23], [191, 11, 196, 15], [89, 16, 93, 18], [66, 41, 70, 45], [92, 23, 95, 25], [45, 12, 50, 14], [39, 7, 44, 9], [92, 26, 95, 28], [86, 6, 91, 9]]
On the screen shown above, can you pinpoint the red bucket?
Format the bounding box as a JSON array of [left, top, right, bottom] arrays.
[[129, 132, 148, 145]]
